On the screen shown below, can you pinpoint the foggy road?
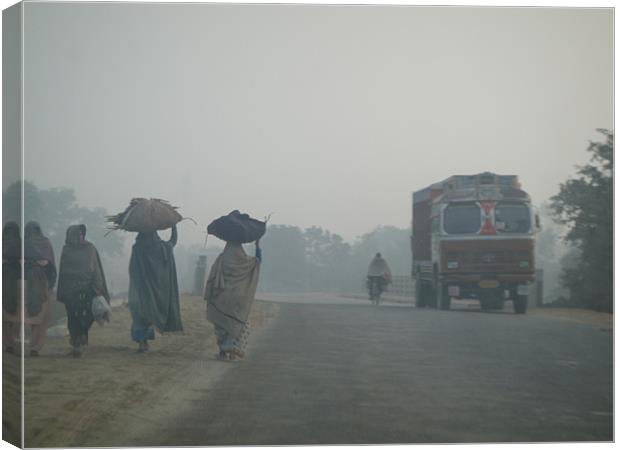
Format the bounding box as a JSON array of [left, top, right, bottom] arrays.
[[139, 296, 613, 445]]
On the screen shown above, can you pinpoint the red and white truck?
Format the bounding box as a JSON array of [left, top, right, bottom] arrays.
[[411, 172, 540, 313]]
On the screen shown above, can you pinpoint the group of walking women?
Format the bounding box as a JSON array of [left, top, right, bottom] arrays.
[[2, 220, 262, 360]]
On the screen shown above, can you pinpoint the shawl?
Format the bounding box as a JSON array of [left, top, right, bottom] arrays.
[[3, 222, 21, 314], [205, 242, 260, 339], [128, 227, 183, 333], [3, 221, 21, 260], [57, 225, 110, 305], [367, 255, 392, 281], [24, 221, 56, 289]]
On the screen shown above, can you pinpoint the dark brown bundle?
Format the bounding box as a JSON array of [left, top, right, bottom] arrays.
[[107, 198, 183, 233], [207, 210, 266, 244]]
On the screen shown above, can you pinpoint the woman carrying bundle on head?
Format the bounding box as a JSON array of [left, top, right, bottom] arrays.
[[57, 225, 110, 357], [204, 210, 265, 361], [107, 198, 185, 353], [128, 224, 183, 352]]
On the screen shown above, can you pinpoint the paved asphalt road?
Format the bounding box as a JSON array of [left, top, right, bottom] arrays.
[[151, 296, 613, 445]]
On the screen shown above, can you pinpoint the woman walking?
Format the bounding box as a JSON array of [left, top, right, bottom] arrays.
[[3, 222, 21, 354], [57, 225, 110, 357], [205, 239, 261, 361], [128, 224, 183, 352], [7, 222, 57, 356]]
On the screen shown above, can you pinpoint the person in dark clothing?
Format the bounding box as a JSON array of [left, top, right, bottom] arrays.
[[17, 222, 57, 356], [3, 222, 21, 354], [57, 225, 110, 357], [128, 224, 183, 353]]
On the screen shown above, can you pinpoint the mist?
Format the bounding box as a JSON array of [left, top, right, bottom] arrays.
[[3, 4, 614, 447], [13, 3, 612, 246]]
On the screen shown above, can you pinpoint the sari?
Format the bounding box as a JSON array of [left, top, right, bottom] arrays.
[[205, 241, 261, 359]]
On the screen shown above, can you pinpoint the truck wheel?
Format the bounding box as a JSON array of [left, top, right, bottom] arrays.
[[416, 280, 436, 307], [427, 282, 437, 308], [513, 295, 528, 314], [437, 283, 451, 310], [415, 279, 425, 307]]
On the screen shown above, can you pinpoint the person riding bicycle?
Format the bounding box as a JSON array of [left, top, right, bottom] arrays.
[[366, 253, 392, 300]]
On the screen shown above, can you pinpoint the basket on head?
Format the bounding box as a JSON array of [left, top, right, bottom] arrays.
[[207, 210, 266, 244], [107, 198, 183, 233]]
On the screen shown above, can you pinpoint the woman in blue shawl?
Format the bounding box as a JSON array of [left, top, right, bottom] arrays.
[[128, 224, 183, 352]]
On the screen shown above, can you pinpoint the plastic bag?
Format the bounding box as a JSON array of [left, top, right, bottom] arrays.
[[92, 295, 112, 325]]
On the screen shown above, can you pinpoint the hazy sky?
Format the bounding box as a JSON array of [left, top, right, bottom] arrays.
[[19, 3, 613, 243]]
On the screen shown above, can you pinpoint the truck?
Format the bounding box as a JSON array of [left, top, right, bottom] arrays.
[[411, 172, 540, 314]]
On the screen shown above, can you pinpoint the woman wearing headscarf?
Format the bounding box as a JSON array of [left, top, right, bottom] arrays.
[[3, 222, 21, 354], [8, 221, 57, 356], [128, 224, 183, 352], [205, 240, 261, 361], [57, 225, 110, 357]]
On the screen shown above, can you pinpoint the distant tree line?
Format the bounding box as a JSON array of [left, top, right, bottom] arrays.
[[8, 133, 611, 310], [257, 224, 410, 293], [2, 182, 412, 295], [3, 181, 124, 261]]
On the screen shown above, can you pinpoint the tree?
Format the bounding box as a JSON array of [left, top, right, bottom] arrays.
[[534, 203, 571, 302], [550, 129, 613, 311], [253, 223, 411, 294], [258, 225, 308, 292], [350, 226, 411, 275], [3, 181, 124, 260], [302, 226, 352, 291]]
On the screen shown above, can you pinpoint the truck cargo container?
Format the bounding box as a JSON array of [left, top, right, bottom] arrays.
[[411, 172, 540, 313]]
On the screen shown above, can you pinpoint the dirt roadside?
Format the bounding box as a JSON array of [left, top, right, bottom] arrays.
[[531, 307, 613, 330], [20, 295, 278, 448], [11, 292, 612, 447]]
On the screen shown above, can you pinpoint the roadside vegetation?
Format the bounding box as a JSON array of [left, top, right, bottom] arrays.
[[549, 129, 613, 312], [4, 130, 612, 309]]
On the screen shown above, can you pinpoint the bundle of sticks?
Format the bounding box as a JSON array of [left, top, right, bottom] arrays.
[[106, 198, 184, 233]]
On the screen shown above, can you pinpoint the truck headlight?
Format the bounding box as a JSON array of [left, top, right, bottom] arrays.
[[519, 261, 530, 268], [447, 261, 459, 269]]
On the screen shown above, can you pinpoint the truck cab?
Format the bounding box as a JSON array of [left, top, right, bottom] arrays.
[[412, 172, 539, 313]]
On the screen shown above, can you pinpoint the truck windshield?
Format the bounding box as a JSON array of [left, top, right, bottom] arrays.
[[495, 203, 530, 233], [443, 203, 481, 234]]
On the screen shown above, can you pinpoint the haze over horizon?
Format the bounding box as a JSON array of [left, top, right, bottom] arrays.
[[10, 3, 613, 243]]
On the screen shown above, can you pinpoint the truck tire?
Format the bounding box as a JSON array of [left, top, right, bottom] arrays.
[[513, 295, 528, 314], [427, 282, 437, 308], [416, 280, 436, 308], [415, 279, 425, 307], [437, 283, 451, 310]]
